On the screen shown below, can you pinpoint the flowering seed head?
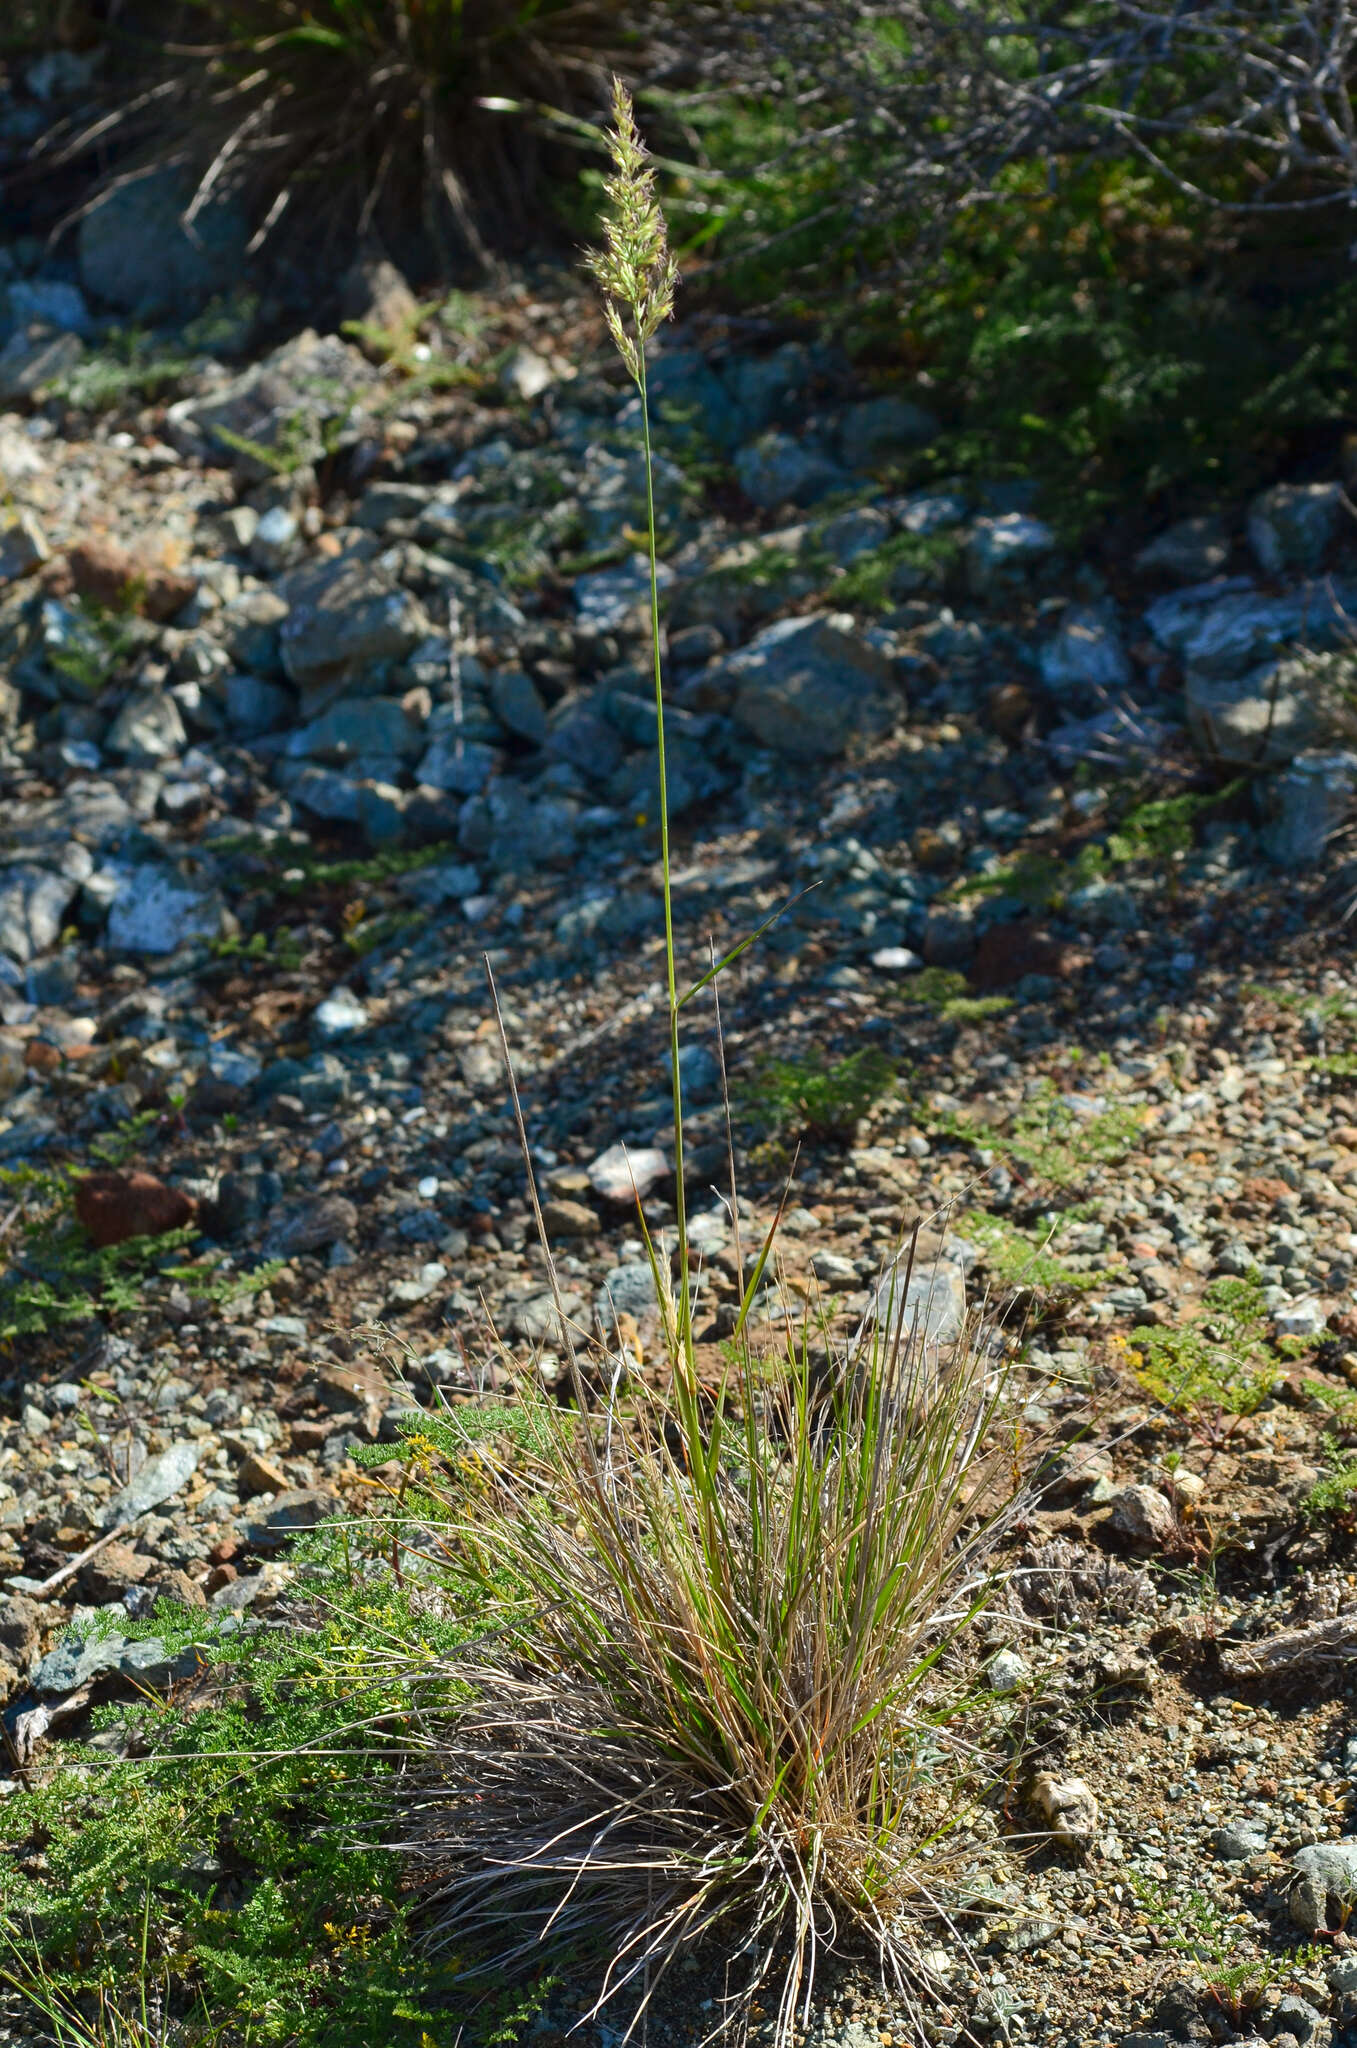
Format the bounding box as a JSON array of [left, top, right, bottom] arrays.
[[587, 76, 678, 386]]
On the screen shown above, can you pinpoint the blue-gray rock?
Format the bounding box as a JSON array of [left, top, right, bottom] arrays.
[[0, 508, 48, 583], [642, 348, 746, 449], [398, 859, 482, 908], [356, 781, 409, 848], [0, 326, 82, 405], [168, 330, 375, 479], [1184, 657, 1321, 767], [104, 863, 222, 955], [1134, 513, 1231, 582], [287, 695, 423, 766], [967, 514, 1056, 597], [735, 431, 846, 511], [1145, 577, 1357, 677], [1272, 1995, 1330, 2048], [574, 553, 674, 632], [242, 1487, 341, 1552], [727, 342, 817, 432], [837, 396, 939, 469], [923, 905, 977, 966], [488, 665, 548, 744], [459, 780, 579, 872], [616, 734, 730, 820], [222, 672, 293, 737], [546, 694, 624, 781], [261, 1193, 357, 1255], [221, 590, 289, 677], [893, 487, 969, 535], [250, 504, 300, 573], [416, 734, 500, 795], [102, 1439, 199, 1528], [1066, 878, 1140, 930], [278, 763, 364, 823], [860, 1256, 966, 1355], [1261, 750, 1357, 867], [78, 168, 249, 317], [5, 279, 91, 336], [277, 556, 427, 699], [1248, 482, 1345, 576], [1045, 706, 1174, 775], [663, 1041, 721, 1108], [34, 1629, 201, 1696], [596, 1260, 662, 1322], [1290, 1843, 1357, 1932], [312, 987, 369, 1041], [0, 863, 78, 964], [818, 504, 890, 565], [355, 480, 445, 529], [1039, 603, 1131, 703], [1212, 1821, 1267, 1861], [721, 612, 900, 761], [105, 689, 187, 765]]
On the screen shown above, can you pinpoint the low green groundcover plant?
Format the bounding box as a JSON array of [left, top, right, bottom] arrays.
[[1128, 1274, 1282, 1420], [0, 1542, 548, 2047]]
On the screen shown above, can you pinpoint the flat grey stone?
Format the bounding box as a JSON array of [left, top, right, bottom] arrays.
[[33, 1629, 200, 1696], [1184, 658, 1320, 767], [101, 1440, 199, 1529], [105, 863, 221, 954]]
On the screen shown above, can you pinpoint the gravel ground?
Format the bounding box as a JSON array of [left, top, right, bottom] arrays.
[[2, 273, 1357, 2047]]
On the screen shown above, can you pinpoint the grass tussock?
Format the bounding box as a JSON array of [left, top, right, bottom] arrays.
[[384, 1263, 1020, 2040], [42, 0, 645, 265]]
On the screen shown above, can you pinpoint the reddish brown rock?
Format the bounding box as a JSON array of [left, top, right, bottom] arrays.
[[67, 536, 196, 622], [73, 1171, 196, 1249], [236, 1452, 289, 1500], [986, 681, 1035, 743], [79, 1542, 151, 1606], [970, 922, 1083, 992]]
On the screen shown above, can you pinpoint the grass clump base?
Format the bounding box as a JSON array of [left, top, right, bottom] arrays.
[[379, 1276, 1021, 2043]]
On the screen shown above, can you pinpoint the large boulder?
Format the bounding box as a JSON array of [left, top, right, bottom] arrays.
[[721, 612, 900, 761], [276, 554, 427, 709], [166, 330, 376, 478], [78, 168, 249, 318]]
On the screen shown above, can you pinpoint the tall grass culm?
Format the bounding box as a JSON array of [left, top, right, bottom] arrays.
[[382, 81, 1035, 2047]]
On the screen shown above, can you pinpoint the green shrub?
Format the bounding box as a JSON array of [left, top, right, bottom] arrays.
[[1128, 1274, 1282, 1421], [741, 1047, 896, 1140], [0, 1551, 547, 2048]]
